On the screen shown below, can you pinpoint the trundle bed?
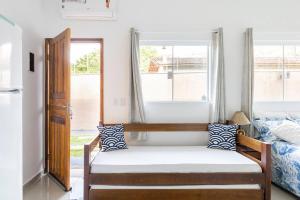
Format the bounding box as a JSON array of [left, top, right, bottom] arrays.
[[84, 123, 271, 200]]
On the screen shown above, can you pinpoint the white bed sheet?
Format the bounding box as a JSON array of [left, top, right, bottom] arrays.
[[91, 146, 262, 173]]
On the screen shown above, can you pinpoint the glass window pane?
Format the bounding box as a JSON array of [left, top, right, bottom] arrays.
[[173, 73, 207, 101], [284, 71, 300, 101], [140, 44, 208, 102], [140, 45, 172, 101], [254, 45, 283, 70], [173, 46, 208, 72], [140, 46, 172, 73], [284, 45, 300, 101], [254, 45, 284, 101], [284, 45, 300, 69], [141, 73, 172, 101], [254, 71, 283, 101]]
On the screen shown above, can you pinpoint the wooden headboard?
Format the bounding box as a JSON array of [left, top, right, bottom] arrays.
[[103, 123, 209, 132]]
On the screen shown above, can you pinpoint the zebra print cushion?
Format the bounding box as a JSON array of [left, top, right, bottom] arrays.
[[97, 124, 128, 152], [207, 124, 238, 151]]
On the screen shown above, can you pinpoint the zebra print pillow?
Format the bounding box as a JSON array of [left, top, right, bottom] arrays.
[[207, 124, 238, 151], [97, 124, 128, 152]]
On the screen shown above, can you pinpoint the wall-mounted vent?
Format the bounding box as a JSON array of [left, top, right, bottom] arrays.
[[61, 0, 118, 21]]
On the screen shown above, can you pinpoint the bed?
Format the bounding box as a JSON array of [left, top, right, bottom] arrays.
[[84, 123, 271, 200], [254, 117, 300, 197]]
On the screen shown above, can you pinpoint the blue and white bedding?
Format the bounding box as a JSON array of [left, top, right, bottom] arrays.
[[253, 118, 300, 196]]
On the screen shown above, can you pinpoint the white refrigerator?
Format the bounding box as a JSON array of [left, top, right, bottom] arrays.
[[0, 14, 23, 200]]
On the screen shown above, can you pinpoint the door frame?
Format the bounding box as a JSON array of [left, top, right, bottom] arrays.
[[44, 38, 104, 173]]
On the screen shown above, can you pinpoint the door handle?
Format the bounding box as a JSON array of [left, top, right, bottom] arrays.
[[48, 104, 73, 119], [67, 104, 73, 119]]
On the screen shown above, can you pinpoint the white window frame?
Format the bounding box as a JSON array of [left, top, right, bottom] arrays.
[[140, 40, 211, 103], [254, 40, 300, 103]]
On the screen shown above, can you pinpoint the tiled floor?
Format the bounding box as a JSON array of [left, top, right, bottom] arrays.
[[24, 176, 83, 200], [24, 175, 297, 200]]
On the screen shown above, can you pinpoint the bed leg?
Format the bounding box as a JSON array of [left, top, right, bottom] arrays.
[[261, 143, 271, 200], [84, 145, 90, 200]]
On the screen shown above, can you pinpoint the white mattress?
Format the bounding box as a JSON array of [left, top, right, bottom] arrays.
[[91, 185, 260, 189], [91, 146, 262, 173]]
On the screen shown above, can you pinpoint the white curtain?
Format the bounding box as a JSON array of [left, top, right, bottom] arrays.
[[209, 28, 226, 123], [130, 28, 147, 140], [241, 28, 255, 137]]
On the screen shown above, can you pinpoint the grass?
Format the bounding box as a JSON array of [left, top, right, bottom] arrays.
[[70, 148, 83, 157], [71, 133, 97, 157]]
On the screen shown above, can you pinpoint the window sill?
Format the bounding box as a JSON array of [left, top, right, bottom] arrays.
[[254, 101, 300, 103], [145, 101, 209, 104]]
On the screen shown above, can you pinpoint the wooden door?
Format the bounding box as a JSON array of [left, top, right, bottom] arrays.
[[46, 28, 71, 191]]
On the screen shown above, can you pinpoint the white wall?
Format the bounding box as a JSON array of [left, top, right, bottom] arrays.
[[42, 0, 300, 124], [0, 0, 45, 184]]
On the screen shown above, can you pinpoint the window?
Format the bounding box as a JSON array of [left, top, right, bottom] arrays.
[[254, 42, 300, 101], [140, 43, 209, 102]]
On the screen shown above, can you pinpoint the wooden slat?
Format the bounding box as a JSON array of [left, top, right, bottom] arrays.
[[71, 38, 102, 43], [109, 123, 209, 132], [44, 39, 50, 173], [84, 134, 101, 200], [261, 143, 272, 200], [84, 145, 91, 200], [90, 189, 264, 200], [87, 135, 101, 154], [237, 134, 262, 152], [100, 39, 104, 124], [89, 173, 265, 185]]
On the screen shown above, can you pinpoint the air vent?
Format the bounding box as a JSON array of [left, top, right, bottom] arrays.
[[61, 0, 118, 21]]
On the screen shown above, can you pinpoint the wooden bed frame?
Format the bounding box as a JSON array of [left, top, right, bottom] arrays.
[[84, 123, 271, 200]]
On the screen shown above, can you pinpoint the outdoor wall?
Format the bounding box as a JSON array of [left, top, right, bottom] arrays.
[[0, 0, 45, 184], [71, 74, 100, 131]]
